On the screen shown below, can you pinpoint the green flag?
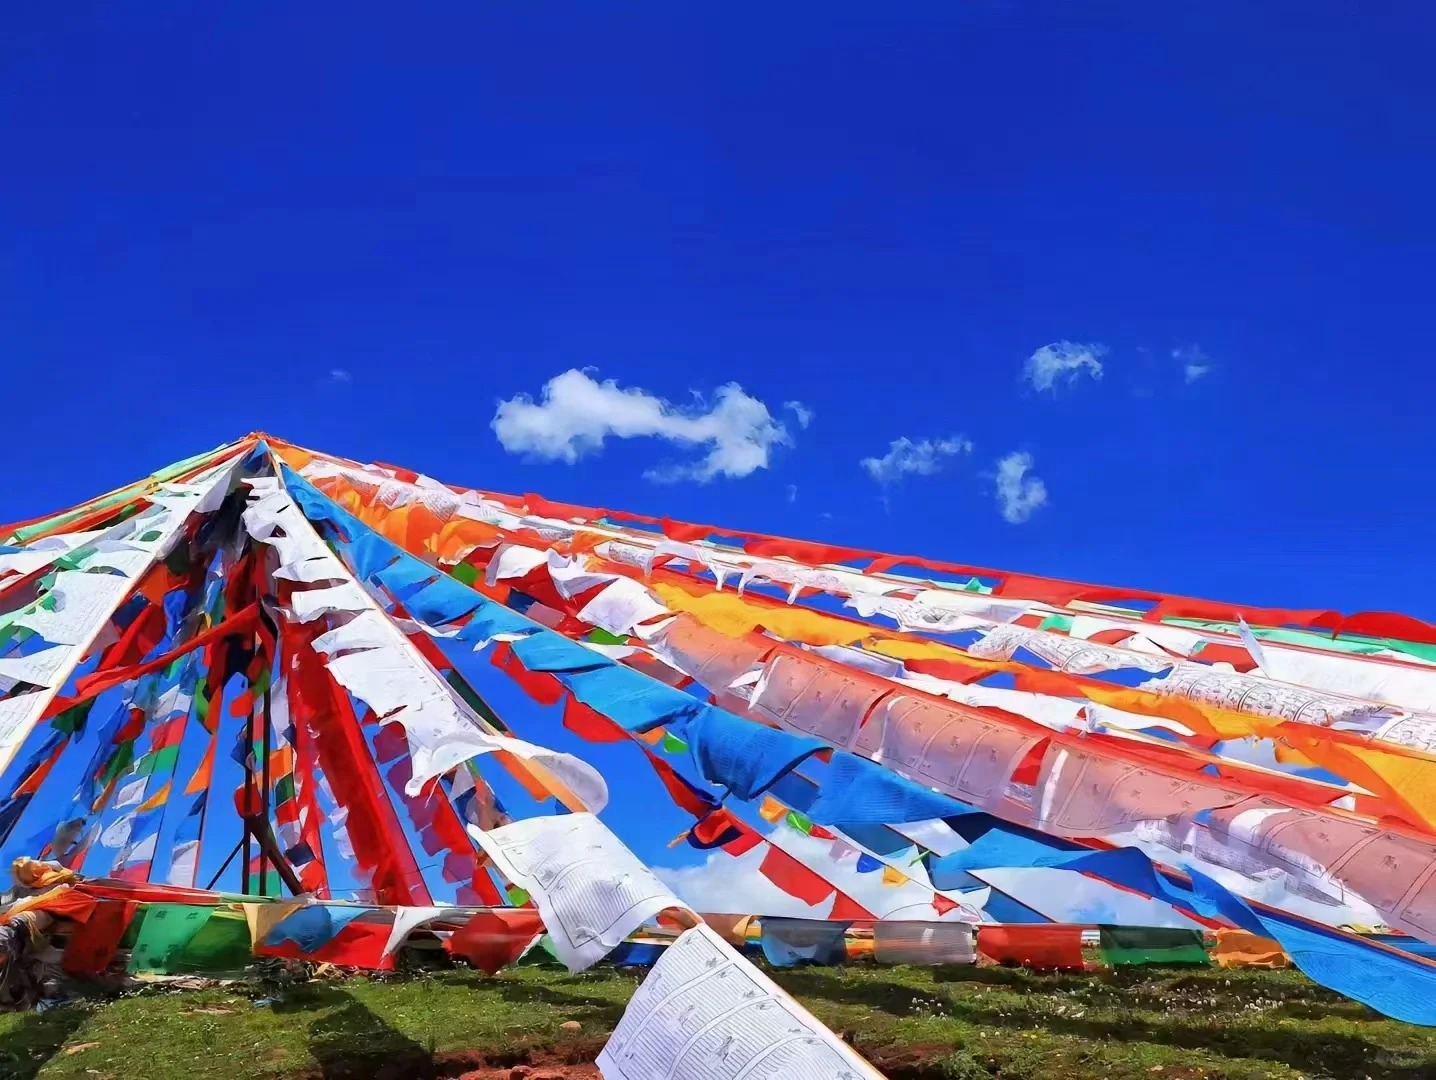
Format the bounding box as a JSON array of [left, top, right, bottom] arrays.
[[784, 810, 814, 834], [171, 910, 253, 973], [1097, 925, 1209, 967], [586, 627, 629, 646], [127, 904, 215, 974]]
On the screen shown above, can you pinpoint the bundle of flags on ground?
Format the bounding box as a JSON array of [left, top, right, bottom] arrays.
[[6, 872, 1370, 983]]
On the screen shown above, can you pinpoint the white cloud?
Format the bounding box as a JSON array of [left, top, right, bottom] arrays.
[[784, 401, 814, 429], [785, 483, 798, 504], [1023, 340, 1106, 393], [1174, 344, 1213, 383], [994, 451, 1047, 523], [491, 369, 792, 483], [861, 435, 973, 485], [328, 368, 352, 383]]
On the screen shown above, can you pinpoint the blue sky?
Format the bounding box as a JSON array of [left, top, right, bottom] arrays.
[[6, 4, 1433, 618], [3, 5, 1432, 916]]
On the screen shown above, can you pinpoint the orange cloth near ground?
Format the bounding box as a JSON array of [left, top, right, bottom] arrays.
[[977, 925, 1086, 971], [1212, 929, 1289, 969], [1, 884, 97, 926]]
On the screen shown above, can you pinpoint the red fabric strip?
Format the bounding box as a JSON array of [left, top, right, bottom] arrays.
[[62, 899, 137, 975], [445, 909, 546, 974], [758, 845, 835, 907], [977, 925, 1086, 971]]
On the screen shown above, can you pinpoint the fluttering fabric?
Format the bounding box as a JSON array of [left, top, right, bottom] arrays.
[[3, 433, 1436, 1028]]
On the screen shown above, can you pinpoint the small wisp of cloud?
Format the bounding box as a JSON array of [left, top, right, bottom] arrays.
[[783, 401, 814, 429], [785, 483, 798, 504], [328, 368, 353, 383], [491, 368, 793, 483], [994, 451, 1048, 523], [861, 435, 974, 485], [1023, 340, 1106, 393], [1173, 344, 1213, 383]]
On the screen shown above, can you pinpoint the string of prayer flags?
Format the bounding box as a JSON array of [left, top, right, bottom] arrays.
[[10, 432, 1436, 1027]]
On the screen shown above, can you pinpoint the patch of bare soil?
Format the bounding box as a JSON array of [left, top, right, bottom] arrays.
[[286, 1039, 609, 1080]]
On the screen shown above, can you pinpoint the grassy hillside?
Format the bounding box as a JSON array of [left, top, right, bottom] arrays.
[[2, 961, 1434, 1080]]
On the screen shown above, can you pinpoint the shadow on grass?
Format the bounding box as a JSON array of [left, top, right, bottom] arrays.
[[491, 979, 628, 1029], [0, 1005, 91, 1080], [271, 986, 436, 1080], [265, 981, 620, 1079]]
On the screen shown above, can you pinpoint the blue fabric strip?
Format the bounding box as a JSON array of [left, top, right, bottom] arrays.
[[401, 577, 481, 626], [684, 707, 824, 800], [608, 941, 665, 967], [804, 754, 967, 825], [509, 631, 606, 673]]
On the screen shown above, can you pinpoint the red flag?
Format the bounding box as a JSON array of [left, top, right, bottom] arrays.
[[721, 822, 764, 857], [758, 846, 835, 907], [445, 910, 545, 974], [828, 891, 875, 920], [563, 698, 629, 743]]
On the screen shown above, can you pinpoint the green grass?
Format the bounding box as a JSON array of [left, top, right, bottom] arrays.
[[2, 962, 1434, 1080]]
